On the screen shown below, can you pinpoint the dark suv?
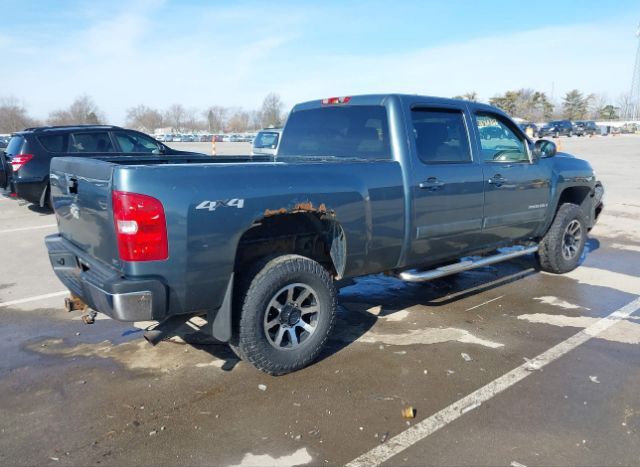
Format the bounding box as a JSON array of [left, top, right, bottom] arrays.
[[0, 125, 205, 207], [574, 120, 599, 136], [538, 120, 574, 138]]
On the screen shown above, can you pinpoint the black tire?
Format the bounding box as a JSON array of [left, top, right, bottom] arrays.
[[537, 203, 587, 274], [232, 254, 337, 375]]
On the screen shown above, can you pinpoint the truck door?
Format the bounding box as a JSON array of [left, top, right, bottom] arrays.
[[407, 106, 485, 266], [471, 111, 551, 243]]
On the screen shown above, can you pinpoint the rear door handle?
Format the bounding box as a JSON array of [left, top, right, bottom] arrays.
[[419, 177, 445, 191], [488, 174, 507, 187]]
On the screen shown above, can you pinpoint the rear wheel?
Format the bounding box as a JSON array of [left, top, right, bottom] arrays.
[[232, 255, 337, 375], [537, 203, 587, 274]]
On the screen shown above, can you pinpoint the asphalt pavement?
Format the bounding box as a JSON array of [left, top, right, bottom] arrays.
[[0, 136, 639, 466]]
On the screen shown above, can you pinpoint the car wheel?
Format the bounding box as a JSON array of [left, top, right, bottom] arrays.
[[568, 131, 573, 137], [554, 131, 559, 138], [231, 254, 337, 375], [537, 203, 587, 274]]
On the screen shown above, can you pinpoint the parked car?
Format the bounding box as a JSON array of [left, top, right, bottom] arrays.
[[479, 125, 507, 140], [155, 134, 166, 142], [0, 125, 207, 208], [573, 121, 599, 136], [518, 122, 538, 138], [538, 120, 574, 138], [45, 94, 603, 375], [252, 128, 282, 155]]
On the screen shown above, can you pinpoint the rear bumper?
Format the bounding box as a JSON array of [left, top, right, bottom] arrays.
[[12, 178, 46, 204], [45, 234, 167, 321]]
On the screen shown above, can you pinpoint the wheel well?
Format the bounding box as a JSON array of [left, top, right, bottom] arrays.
[[234, 212, 346, 279], [556, 186, 591, 211]]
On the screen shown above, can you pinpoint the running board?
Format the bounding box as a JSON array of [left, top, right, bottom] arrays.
[[398, 245, 539, 282]]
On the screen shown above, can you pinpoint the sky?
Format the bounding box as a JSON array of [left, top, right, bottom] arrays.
[[1, 0, 639, 124]]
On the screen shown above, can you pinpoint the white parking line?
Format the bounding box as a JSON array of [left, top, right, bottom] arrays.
[[346, 295, 640, 467], [0, 291, 68, 308], [0, 224, 57, 234], [465, 295, 504, 312]]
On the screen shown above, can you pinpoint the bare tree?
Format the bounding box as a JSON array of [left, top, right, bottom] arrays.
[[589, 94, 608, 120], [164, 104, 187, 132], [48, 95, 104, 125], [453, 92, 479, 102], [204, 106, 228, 133], [0, 97, 38, 133], [227, 108, 250, 133], [249, 109, 263, 131], [260, 92, 284, 128], [183, 107, 205, 132], [618, 93, 633, 119], [125, 105, 163, 132]]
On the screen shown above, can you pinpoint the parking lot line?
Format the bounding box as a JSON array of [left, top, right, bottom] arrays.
[[346, 295, 640, 467], [0, 224, 57, 235], [0, 291, 68, 308], [464, 295, 504, 311]]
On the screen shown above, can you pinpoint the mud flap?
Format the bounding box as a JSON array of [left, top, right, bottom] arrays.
[[209, 274, 233, 342]]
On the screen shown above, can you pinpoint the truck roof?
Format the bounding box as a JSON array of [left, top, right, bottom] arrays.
[[291, 93, 503, 115]]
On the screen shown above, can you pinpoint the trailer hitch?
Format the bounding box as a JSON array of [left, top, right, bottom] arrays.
[[64, 294, 97, 324]]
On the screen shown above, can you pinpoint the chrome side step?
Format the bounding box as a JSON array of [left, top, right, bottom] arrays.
[[398, 245, 539, 282]]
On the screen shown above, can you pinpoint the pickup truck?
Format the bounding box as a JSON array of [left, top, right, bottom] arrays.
[[46, 94, 604, 375]]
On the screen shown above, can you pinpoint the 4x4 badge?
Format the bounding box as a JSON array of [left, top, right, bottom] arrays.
[[195, 199, 245, 211]]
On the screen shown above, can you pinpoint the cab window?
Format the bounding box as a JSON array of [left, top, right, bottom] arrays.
[[115, 131, 162, 153], [68, 132, 115, 153], [411, 108, 471, 164], [474, 113, 529, 163]]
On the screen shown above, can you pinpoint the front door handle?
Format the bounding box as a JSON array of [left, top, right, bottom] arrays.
[[488, 174, 507, 187], [419, 177, 445, 191]]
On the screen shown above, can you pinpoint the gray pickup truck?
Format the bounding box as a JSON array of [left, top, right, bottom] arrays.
[[46, 94, 603, 375]]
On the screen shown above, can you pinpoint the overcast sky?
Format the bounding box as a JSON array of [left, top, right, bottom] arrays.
[[2, 0, 639, 124]]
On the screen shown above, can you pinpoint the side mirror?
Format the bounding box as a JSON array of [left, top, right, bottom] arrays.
[[532, 139, 557, 159]]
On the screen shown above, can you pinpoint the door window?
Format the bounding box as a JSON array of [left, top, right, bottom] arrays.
[[411, 109, 471, 164], [115, 131, 162, 153], [474, 113, 529, 163], [68, 132, 115, 153]]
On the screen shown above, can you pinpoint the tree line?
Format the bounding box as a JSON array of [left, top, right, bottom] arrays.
[[0, 88, 633, 134], [453, 89, 627, 121], [0, 92, 286, 134]]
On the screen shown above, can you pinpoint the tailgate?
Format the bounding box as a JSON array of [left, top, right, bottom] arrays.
[[50, 157, 120, 268]]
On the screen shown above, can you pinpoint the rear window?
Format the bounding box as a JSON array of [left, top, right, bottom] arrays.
[[68, 132, 115, 153], [254, 131, 280, 149], [278, 105, 390, 160], [38, 134, 67, 152], [6, 136, 25, 156]]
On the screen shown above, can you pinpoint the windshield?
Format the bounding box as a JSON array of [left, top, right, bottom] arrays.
[[254, 131, 280, 149], [278, 105, 390, 160]]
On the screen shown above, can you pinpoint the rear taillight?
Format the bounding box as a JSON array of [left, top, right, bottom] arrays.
[[112, 190, 168, 262], [10, 154, 33, 172]]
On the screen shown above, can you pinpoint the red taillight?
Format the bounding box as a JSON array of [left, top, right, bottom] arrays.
[[321, 96, 351, 105], [10, 154, 33, 172], [112, 191, 168, 262]]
